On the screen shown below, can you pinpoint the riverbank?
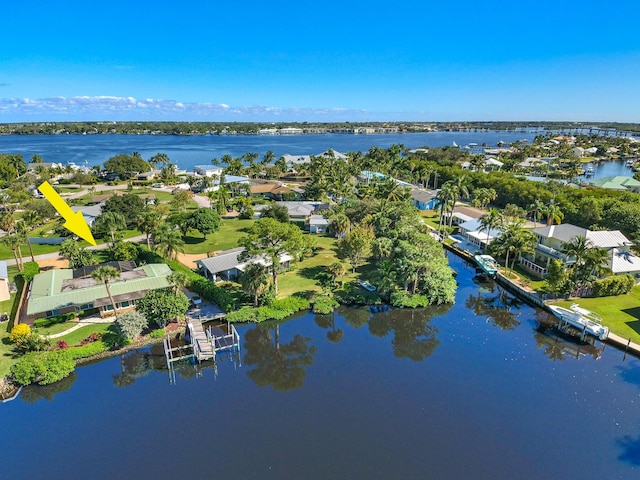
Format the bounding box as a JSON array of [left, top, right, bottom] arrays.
[[443, 241, 640, 358]]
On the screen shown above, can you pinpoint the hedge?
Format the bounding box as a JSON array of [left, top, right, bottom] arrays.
[[136, 245, 234, 311], [390, 292, 431, 308], [11, 350, 76, 386], [225, 297, 310, 323], [591, 274, 636, 297], [65, 341, 109, 360]]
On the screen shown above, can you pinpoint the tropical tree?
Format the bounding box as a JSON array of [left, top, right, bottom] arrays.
[[527, 199, 546, 226], [542, 203, 564, 226], [2, 234, 23, 271], [490, 221, 536, 273], [136, 289, 189, 327], [478, 209, 504, 251], [153, 224, 185, 260], [239, 217, 305, 296], [137, 209, 163, 249], [239, 263, 270, 306], [167, 271, 190, 294], [472, 187, 497, 209], [327, 262, 347, 288], [60, 239, 96, 269], [337, 225, 375, 273], [91, 266, 121, 318], [93, 211, 127, 246]]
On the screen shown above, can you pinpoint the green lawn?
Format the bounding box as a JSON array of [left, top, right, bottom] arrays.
[[54, 323, 113, 346], [33, 321, 79, 336], [182, 218, 255, 254], [554, 286, 640, 344], [277, 235, 354, 298]]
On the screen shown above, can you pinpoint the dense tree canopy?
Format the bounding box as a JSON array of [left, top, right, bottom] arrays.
[[103, 153, 150, 176]]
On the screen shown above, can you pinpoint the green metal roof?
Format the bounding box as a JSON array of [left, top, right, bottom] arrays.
[[590, 176, 640, 189], [27, 263, 172, 316]]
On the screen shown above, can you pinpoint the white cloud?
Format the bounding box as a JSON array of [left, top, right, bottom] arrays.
[[0, 95, 392, 121]]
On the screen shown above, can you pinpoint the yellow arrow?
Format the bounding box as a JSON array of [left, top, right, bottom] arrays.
[[38, 181, 97, 246]]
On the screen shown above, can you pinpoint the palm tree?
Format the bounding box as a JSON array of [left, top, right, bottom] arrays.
[[478, 209, 504, 251], [491, 220, 536, 274], [137, 210, 162, 249], [542, 203, 564, 226], [92, 266, 121, 318], [153, 224, 185, 260], [167, 271, 190, 294], [329, 213, 351, 238], [240, 263, 270, 306], [2, 234, 23, 271], [327, 262, 347, 288], [435, 182, 456, 238], [527, 199, 546, 226], [95, 211, 127, 246]]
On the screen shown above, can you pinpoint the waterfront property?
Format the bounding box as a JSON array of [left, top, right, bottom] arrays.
[[519, 223, 640, 279], [25, 262, 173, 322], [196, 247, 292, 283], [410, 187, 438, 210], [589, 175, 640, 192]]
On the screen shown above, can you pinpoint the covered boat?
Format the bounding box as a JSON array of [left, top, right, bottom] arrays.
[[474, 254, 499, 277], [548, 304, 609, 341]]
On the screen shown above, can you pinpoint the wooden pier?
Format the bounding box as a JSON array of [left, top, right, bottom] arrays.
[[163, 316, 241, 369]]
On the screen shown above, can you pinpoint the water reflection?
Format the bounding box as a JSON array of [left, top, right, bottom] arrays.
[[465, 279, 522, 331], [366, 306, 448, 361], [20, 373, 77, 403], [314, 313, 344, 343], [243, 322, 317, 392], [533, 311, 604, 361]]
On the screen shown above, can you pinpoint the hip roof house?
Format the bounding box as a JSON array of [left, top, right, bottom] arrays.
[[26, 263, 172, 323]]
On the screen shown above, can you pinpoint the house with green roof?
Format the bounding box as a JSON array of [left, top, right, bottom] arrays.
[[25, 263, 172, 323], [590, 176, 640, 192]]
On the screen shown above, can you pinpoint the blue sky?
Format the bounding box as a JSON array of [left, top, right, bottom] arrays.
[[1, 0, 639, 122]]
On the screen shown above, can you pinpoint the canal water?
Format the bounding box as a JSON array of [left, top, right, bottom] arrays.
[[1, 253, 639, 479]]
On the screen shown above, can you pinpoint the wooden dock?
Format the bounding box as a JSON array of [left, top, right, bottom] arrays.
[[163, 316, 241, 369]]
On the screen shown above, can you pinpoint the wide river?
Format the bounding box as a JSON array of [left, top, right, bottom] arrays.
[[0, 131, 633, 180], [1, 254, 639, 479]]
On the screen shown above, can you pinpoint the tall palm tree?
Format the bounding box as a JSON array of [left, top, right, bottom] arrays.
[[478, 209, 504, 251], [92, 266, 121, 318], [527, 199, 546, 225], [2, 234, 23, 271], [435, 181, 456, 238], [137, 210, 162, 249], [542, 203, 564, 226], [95, 211, 127, 246], [240, 263, 270, 306], [153, 224, 185, 260]]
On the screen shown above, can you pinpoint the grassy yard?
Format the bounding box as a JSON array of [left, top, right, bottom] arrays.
[[182, 218, 255, 255], [55, 323, 113, 346], [277, 234, 354, 298], [554, 286, 640, 344]]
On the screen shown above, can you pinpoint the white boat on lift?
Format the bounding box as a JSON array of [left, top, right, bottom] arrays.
[[548, 304, 609, 341]]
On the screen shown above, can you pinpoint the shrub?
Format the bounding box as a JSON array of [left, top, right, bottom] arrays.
[[390, 292, 431, 308], [34, 312, 77, 328], [11, 351, 76, 386], [592, 274, 636, 297], [149, 328, 166, 339], [312, 296, 338, 314], [114, 311, 148, 339], [9, 323, 31, 343], [65, 341, 109, 360], [56, 340, 69, 350], [225, 297, 310, 323], [80, 332, 103, 345], [20, 262, 40, 283]]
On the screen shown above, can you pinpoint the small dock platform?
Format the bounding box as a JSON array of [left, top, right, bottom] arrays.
[[163, 316, 241, 368]]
